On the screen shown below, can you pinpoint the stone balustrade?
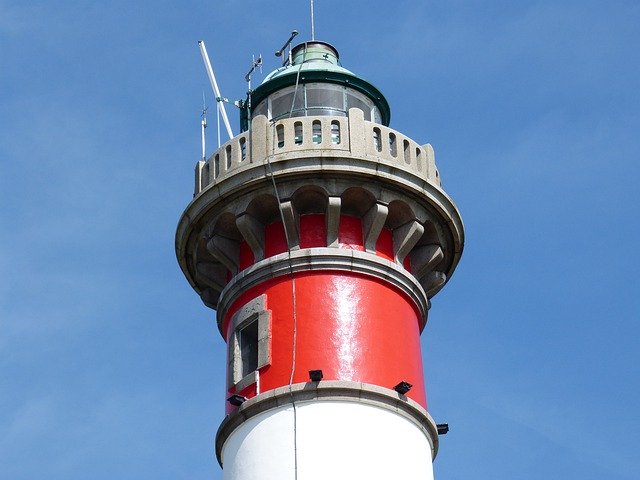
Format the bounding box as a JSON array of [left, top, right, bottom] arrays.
[[194, 108, 441, 196]]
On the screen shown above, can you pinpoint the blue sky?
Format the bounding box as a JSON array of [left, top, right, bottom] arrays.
[[1, 1, 639, 478]]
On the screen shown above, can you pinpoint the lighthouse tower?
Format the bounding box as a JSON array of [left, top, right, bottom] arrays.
[[176, 40, 464, 479]]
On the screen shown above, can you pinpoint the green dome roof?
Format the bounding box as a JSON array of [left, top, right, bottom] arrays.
[[262, 61, 357, 83], [262, 42, 357, 83]]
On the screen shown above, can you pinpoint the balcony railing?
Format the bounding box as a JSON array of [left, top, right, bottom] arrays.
[[194, 108, 440, 196]]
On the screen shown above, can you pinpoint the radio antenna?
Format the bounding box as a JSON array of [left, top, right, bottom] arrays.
[[275, 30, 299, 66], [245, 54, 263, 94], [216, 102, 221, 148], [201, 91, 208, 161], [198, 40, 234, 140], [311, 0, 315, 41]]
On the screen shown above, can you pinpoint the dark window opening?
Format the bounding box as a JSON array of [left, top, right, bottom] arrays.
[[225, 145, 232, 168], [373, 127, 382, 152], [331, 121, 341, 144], [294, 122, 303, 145], [276, 124, 285, 148], [214, 154, 220, 178], [312, 120, 322, 144], [239, 320, 258, 378], [240, 137, 247, 161]]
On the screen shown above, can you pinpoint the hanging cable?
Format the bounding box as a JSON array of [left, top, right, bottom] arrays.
[[264, 127, 299, 479], [263, 43, 307, 479], [288, 43, 307, 119]]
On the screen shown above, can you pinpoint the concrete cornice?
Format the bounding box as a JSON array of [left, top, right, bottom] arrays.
[[215, 381, 440, 466], [216, 247, 430, 334], [175, 110, 464, 312]]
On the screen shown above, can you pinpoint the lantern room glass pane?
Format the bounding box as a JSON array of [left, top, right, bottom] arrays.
[[270, 88, 304, 120], [346, 91, 373, 121], [306, 107, 346, 117], [253, 83, 382, 123], [253, 100, 267, 118], [306, 84, 345, 110]]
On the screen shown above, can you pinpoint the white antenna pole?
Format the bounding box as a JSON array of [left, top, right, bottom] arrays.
[[198, 40, 234, 140], [217, 101, 221, 148], [311, 0, 315, 41], [201, 91, 208, 161]]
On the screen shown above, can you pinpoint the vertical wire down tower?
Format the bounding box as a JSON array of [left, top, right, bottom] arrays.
[[176, 41, 464, 479]]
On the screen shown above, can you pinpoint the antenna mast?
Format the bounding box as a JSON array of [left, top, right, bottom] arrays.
[[311, 0, 315, 40], [198, 40, 234, 141], [217, 102, 221, 148], [201, 91, 208, 161], [245, 55, 263, 96]]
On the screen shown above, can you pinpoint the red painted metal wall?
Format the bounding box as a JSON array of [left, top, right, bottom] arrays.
[[224, 214, 426, 411]]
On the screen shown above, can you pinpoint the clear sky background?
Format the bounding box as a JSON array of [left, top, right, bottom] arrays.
[[1, 1, 639, 478]]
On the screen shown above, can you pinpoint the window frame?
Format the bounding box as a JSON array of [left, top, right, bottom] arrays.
[[227, 295, 271, 393]]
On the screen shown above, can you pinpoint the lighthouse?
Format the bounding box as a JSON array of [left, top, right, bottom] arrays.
[[176, 39, 464, 479]]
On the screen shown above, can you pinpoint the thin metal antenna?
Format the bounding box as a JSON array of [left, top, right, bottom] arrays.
[[245, 55, 263, 93], [275, 30, 299, 66], [198, 40, 234, 140], [201, 91, 208, 161], [310, 0, 315, 41], [216, 101, 221, 148]]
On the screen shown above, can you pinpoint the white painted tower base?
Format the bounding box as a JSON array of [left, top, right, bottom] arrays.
[[221, 401, 435, 480]]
